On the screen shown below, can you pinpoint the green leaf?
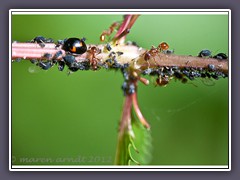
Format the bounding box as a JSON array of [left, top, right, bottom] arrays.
[[129, 109, 152, 165], [114, 108, 152, 165]]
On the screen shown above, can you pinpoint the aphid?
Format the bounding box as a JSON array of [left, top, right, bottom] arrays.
[[198, 49, 211, 57], [205, 72, 211, 78], [158, 42, 169, 51], [201, 73, 207, 78], [121, 63, 129, 69], [128, 83, 135, 94], [43, 53, 52, 60], [54, 50, 63, 59], [63, 55, 75, 64], [68, 62, 80, 72], [52, 59, 58, 64], [105, 59, 112, 64], [57, 39, 64, 44], [222, 73, 228, 78], [122, 70, 129, 81], [116, 51, 124, 56], [37, 61, 52, 70], [211, 73, 219, 80], [121, 81, 128, 96], [108, 51, 116, 58], [15, 58, 21, 62], [162, 49, 174, 54], [32, 36, 54, 48], [142, 68, 153, 75], [106, 43, 112, 51], [32, 36, 46, 43], [44, 38, 54, 43], [132, 41, 139, 47], [214, 71, 225, 78], [126, 41, 139, 47], [99, 62, 109, 69], [79, 61, 90, 70], [112, 62, 122, 69], [30, 59, 37, 64], [32, 36, 46, 48], [121, 81, 128, 91], [208, 64, 215, 71], [174, 71, 184, 79], [30, 59, 38, 64], [58, 61, 65, 71], [111, 57, 121, 69], [62, 38, 87, 55], [111, 57, 123, 69], [166, 67, 174, 76], [213, 53, 228, 60], [55, 40, 65, 49]]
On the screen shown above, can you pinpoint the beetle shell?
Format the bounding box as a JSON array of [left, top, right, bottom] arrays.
[[62, 38, 87, 54]]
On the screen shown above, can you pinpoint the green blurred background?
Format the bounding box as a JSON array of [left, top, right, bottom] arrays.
[[11, 14, 229, 166]]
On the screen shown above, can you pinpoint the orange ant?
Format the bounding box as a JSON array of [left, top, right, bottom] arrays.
[[158, 42, 169, 52], [87, 46, 102, 70], [100, 22, 120, 42], [142, 46, 160, 68], [141, 42, 170, 68]]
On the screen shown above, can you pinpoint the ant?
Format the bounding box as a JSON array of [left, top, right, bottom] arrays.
[[158, 42, 169, 52], [142, 42, 170, 68], [100, 22, 120, 42], [87, 46, 102, 70], [155, 74, 170, 87], [142, 46, 160, 68]]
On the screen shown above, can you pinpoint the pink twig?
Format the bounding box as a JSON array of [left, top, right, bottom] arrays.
[[113, 15, 140, 44], [118, 94, 134, 135], [132, 92, 150, 130]]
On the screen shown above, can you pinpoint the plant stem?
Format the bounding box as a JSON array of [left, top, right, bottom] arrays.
[[12, 42, 228, 73], [118, 94, 133, 136]]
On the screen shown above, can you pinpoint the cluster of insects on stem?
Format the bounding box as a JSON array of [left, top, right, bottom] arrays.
[[12, 14, 228, 133], [11, 14, 229, 165]]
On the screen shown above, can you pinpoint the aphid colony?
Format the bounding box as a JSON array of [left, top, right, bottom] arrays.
[[22, 36, 129, 72], [141, 65, 228, 87], [13, 36, 228, 96]]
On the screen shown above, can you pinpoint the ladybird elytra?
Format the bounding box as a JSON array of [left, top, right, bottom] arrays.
[[62, 37, 87, 55]]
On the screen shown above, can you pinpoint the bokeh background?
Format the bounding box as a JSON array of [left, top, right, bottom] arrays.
[[11, 13, 229, 166]]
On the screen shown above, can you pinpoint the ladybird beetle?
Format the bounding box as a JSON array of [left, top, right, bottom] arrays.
[[62, 38, 87, 55]]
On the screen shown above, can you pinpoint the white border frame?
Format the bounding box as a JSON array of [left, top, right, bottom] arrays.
[[9, 9, 231, 171]]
